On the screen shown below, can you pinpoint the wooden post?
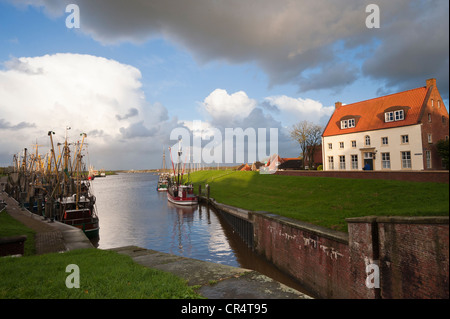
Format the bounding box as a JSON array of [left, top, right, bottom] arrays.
[[206, 184, 210, 202], [37, 196, 43, 217]]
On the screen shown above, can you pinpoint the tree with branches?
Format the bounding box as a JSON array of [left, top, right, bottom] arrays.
[[290, 121, 323, 169]]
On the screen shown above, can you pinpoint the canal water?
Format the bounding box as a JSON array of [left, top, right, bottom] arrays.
[[90, 172, 312, 295]]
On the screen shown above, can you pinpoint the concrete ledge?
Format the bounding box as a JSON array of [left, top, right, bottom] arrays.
[[109, 246, 312, 299], [347, 215, 449, 225]]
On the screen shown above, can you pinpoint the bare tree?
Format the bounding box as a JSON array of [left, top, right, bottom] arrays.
[[290, 121, 323, 169]]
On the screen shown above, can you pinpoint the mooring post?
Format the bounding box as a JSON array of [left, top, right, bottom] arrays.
[[198, 184, 202, 197], [206, 184, 210, 202], [37, 196, 43, 217]]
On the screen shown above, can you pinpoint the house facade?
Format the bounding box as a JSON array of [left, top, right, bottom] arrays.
[[322, 79, 449, 171]]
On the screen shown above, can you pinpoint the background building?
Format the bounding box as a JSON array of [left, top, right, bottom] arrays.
[[322, 79, 449, 171]]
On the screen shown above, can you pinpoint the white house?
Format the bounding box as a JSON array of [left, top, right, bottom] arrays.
[[322, 79, 449, 171]]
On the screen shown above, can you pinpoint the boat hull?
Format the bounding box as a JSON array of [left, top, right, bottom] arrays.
[[167, 192, 198, 206], [61, 208, 100, 238]]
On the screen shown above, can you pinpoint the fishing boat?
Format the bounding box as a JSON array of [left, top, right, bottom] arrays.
[[55, 131, 100, 238], [166, 140, 198, 206], [6, 128, 100, 238], [57, 191, 99, 238], [156, 150, 169, 191], [157, 173, 169, 191], [167, 183, 198, 205]]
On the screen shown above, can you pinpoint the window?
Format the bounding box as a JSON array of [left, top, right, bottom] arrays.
[[328, 156, 334, 170], [443, 116, 447, 125], [339, 142, 344, 149], [426, 151, 431, 169], [438, 100, 441, 108], [395, 110, 404, 121], [428, 113, 432, 123], [382, 152, 390, 169], [428, 134, 432, 144], [431, 99, 434, 107], [328, 143, 332, 150], [365, 135, 371, 146], [401, 135, 409, 144], [351, 140, 356, 148], [364, 152, 373, 160], [351, 155, 358, 170], [339, 156, 346, 170], [401, 151, 411, 169], [340, 118, 355, 129], [385, 110, 404, 122], [381, 137, 388, 145], [385, 112, 394, 122]]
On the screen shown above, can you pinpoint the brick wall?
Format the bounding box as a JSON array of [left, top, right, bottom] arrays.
[[376, 217, 449, 298], [251, 211, 449, 299], [419, 81, 449, 170], [251, 212, 352, 299], [275, 170, 449, 183]]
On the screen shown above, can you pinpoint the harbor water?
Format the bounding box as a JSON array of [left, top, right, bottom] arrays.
[[91, 172, 311, 295]]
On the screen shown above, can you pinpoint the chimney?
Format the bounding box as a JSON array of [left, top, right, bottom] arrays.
[[335, 101, 342, 109], [426, 78, 436, 89]]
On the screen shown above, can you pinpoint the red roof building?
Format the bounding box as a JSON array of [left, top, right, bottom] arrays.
[[322, 79, 449, 171]]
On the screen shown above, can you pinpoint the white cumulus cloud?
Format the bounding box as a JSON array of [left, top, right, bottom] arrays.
[[0, 53, 171, 169], [264, 95, 334, 126], [201, 89, 257, 124]]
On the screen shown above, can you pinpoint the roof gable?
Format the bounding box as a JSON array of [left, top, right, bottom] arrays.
[[323, 86, 428, 137]]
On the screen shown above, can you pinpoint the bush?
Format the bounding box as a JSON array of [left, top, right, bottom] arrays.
[[317, 165, 323, 171]]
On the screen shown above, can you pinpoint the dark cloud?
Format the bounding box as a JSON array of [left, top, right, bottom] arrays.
[[119, 121, 158, 139], [116, 107, 139, 121], [13, 0, 447, 97], [0, 118, 36, 130], [362, 0, 449, 99]]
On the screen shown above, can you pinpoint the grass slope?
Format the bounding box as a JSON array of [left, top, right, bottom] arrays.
[[0, 210, 36, 255], [189, 170, 449, 232], [0, 210, 202, 299], [0, 248, 202, 299]]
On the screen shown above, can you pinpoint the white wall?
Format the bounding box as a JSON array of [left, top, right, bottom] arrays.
[[322, 124, 424, 171]]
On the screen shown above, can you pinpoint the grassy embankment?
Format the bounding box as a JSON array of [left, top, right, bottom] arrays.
[[189, 170, 449, 232], [0, 211, 202, 299]]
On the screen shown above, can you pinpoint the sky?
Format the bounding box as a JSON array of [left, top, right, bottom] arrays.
[[0, 0, 448, 170]]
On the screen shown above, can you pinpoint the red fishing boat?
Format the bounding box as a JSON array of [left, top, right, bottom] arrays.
[[167, 140, 198, 206]]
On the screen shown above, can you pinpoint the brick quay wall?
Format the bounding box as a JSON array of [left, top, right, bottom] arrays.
[[206, 198, 449, 299], [275, 170, 449, 184]]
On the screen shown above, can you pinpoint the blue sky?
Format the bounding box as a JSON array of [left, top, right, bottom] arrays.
[[0, 0, 448, 169]]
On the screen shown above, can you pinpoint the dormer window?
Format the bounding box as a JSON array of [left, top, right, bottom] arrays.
[[385, 110, 404, 122], [340, 118, 355, 129]]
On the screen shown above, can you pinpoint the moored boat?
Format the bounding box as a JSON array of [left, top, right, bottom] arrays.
[[157, 173, 169, 191], [166, 140, 198, 206], [167, 183, 198, 205]]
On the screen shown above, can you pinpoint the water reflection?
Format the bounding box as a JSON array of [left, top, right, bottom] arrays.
[[91, 173, 313, 296], [93, 173, 240, 266]]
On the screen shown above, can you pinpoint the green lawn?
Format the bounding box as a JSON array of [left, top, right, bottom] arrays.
[[189, 170, 449, 232], [0, 210, 202, 299], [0, 210, 36, 255], [0, 248, 202, 299]]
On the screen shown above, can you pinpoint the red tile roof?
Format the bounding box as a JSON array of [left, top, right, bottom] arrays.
[[322, 86, 428, 137]]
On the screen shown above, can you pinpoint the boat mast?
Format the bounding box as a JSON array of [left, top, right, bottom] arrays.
[[63, 126, 71, 197], [75, 133, 87, 209], [177, 139, 182, 185]]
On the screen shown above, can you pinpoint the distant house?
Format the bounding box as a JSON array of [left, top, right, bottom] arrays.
[[278, 158, 303, 170], [322, 78, 449, 171], [262, 154, 303, 171], [304, 145, 322, 169], [251, 161, 264, 171]]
